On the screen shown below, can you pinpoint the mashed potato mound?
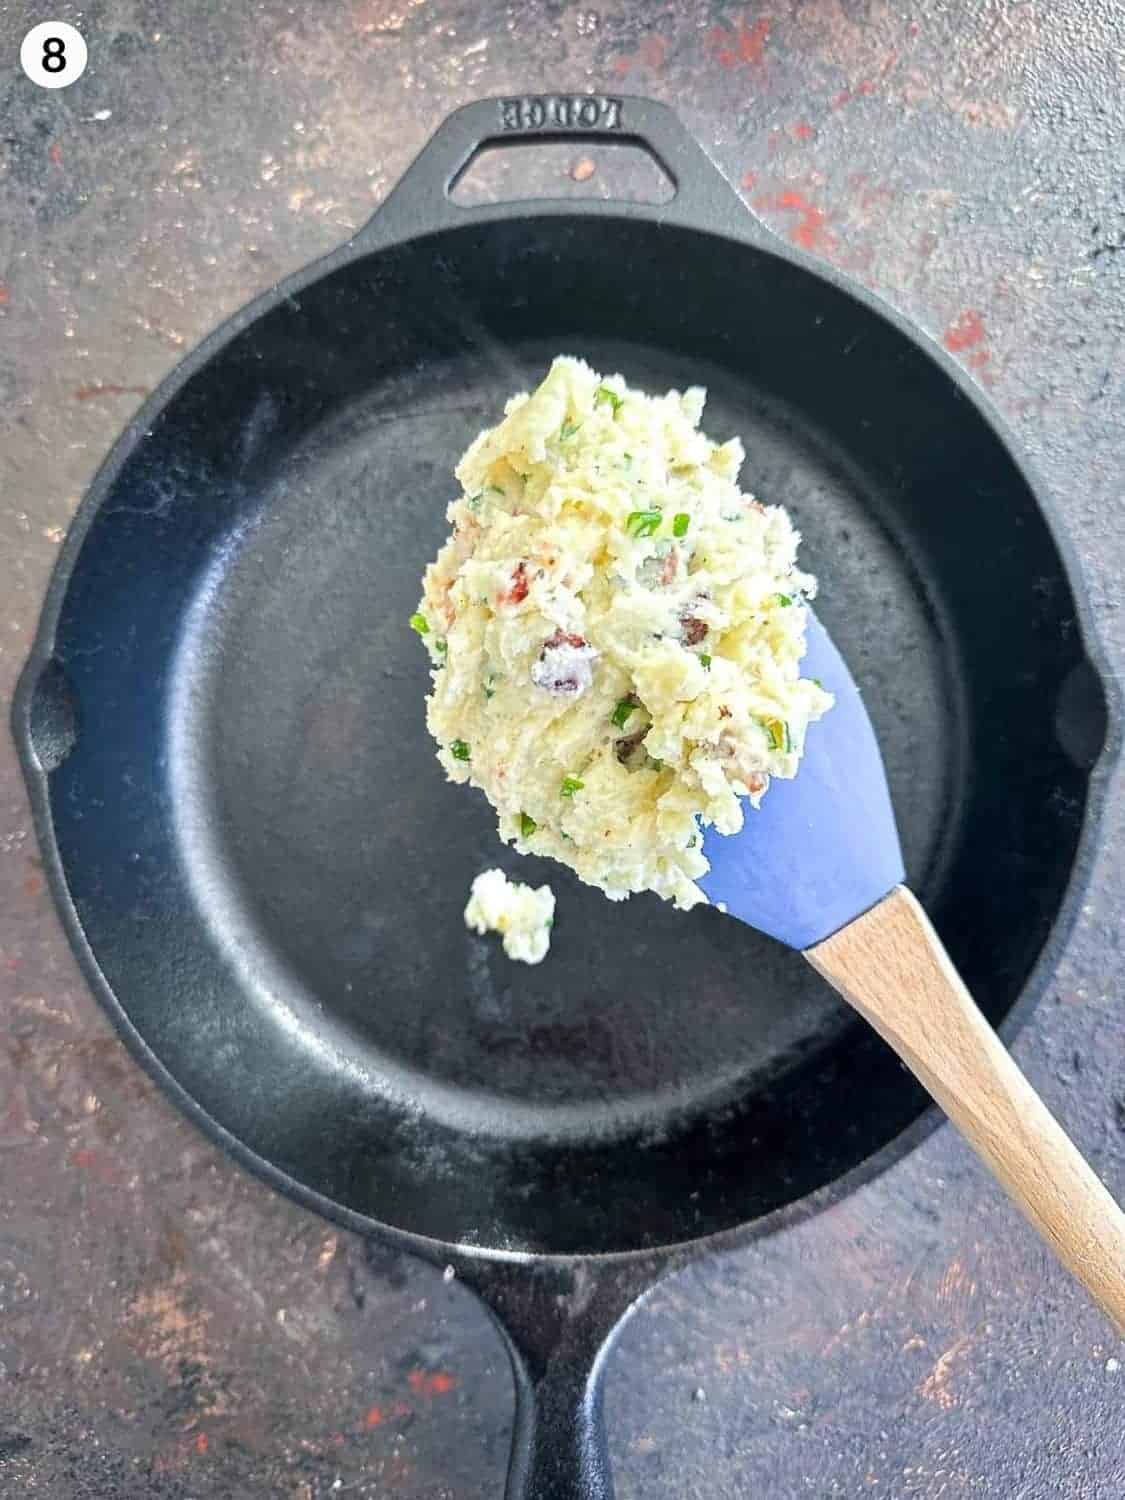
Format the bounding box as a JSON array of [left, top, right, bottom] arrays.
[[464, 867, 555, 965], [414, 357, 832, 910]]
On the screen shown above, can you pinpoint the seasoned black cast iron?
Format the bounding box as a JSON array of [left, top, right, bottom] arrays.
[[13, 97, 1115, 1498]]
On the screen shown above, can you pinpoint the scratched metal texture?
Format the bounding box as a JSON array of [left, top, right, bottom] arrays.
[[1, 1, 1123, 1496]]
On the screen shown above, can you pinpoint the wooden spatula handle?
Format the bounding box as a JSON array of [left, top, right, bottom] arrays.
[[807, 885, 1125, 1335]]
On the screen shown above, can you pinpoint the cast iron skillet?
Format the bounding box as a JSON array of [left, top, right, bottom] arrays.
[[13, 97, 1116, 1497]]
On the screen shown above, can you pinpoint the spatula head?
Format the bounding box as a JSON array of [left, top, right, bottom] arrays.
[[698, 611, 905, 950]]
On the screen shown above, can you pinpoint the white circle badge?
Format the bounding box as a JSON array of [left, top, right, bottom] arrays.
[[21, 21, 88, 89]]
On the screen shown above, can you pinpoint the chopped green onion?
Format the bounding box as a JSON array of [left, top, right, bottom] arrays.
[[687, 835, 698, 849], [409, 612, 429, 635], [773, 592, 793, 607], [467, 493, 483, 511], [762, 718, 791, 752], [626, 508, 663, 539], [622, 452, 633, 468], [449, 739, 471, 761], [520, 812, 537, 838], [594, 385, 623, 414], [560, 776, 584, 798], [434, 639, 447, 654], [487, 484, 506, 496], [649, 758, 664, 771], [545, 916, 554, 928], [560, 419, 582, 441], [673, 512, 690, 538], [483, 675, 496, 700], [700, 654, 712, 669], [811, 677, 824, 690], [611, 698, 637, 730]]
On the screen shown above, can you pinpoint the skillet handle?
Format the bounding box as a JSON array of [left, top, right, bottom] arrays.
[[354, 93, 767, 250], [452, 1255, 666, 1499]]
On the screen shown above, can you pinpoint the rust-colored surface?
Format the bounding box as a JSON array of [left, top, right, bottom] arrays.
[[2, 0, 1123, 1495]]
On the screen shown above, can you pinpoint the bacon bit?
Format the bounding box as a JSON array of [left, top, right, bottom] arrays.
[[615, 728, 647, 765], [681, 615, 709, 646], [543, 627, 589, 650], [533, 630, 598, 695], [501, 561, 529, 606], [660, 548, 680, 586], [716, 736, 768, 797], [618, 726, 651, 768], [718, 705, 732, 719]]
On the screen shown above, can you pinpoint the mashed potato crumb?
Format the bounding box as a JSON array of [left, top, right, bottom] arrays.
[[416, 357, 832, 910], [464, 868, 555, 965]]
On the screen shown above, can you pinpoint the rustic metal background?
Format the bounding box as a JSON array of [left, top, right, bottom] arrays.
[[1, 2, 1123, 1495]]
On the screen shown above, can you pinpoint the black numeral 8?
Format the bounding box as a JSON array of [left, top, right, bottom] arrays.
[[42, 36, 67, 73]]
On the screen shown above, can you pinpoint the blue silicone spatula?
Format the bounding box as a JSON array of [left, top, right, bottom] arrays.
[[701, 612, 1125, 1333]]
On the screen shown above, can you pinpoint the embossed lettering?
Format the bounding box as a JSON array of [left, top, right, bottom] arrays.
[[497, 94, 625, 133]]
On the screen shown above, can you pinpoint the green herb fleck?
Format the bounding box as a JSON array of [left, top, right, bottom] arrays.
[[649, 758, 664, 772], [811, 677, 824, 690], [611, 697, 637, 730], [687, 835, 698, 849], [520, 811, 537, 838], [594, 385, 623, 414], [560, 419, 582, 441], [409, 612, 429, 636], [487, 484, 506, 496], [434, 639, 448, 655], [773, 592, 793, 607], [700, 654, 712, 669], [626, 508, 663, 539], [467, 492, 483, 511], [622, 452, 633, 468], [484, 675, 496, 700], [673, 512, 690, 538], [762, 718, 791, 753], [449, 739, 471, 761], [545, 916, 554, 928], [560, 776, 584, 798]]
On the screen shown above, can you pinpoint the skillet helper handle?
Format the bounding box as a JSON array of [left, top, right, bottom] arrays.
[[453, 1257, 662, 1500], [355, 93, 759, 249], [807, 885, 1125, 1335]]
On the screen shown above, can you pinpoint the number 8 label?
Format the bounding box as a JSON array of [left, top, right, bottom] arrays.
[[20, 21, 88, 89]]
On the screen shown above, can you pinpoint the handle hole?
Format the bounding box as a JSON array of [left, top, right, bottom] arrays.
[[449, 136, 676, 207]]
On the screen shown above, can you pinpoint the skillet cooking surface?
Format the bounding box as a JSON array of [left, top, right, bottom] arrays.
[[32, 216, 1096, 1253]]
